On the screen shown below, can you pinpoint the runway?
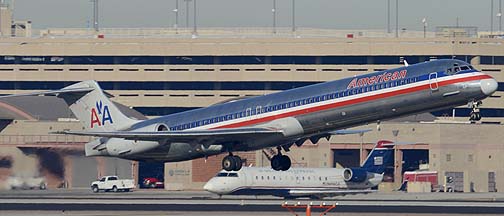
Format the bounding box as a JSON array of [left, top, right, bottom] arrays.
[[1, 189, 504, 215]]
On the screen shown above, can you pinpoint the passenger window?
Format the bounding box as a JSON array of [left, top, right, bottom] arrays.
[[100, 177, 106, 182], [228, 173, 238, 177], [108, 177, 117, 181]]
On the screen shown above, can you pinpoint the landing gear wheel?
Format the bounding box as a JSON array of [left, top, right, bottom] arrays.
[[280, 155, 291, 171], [233, 156, 243, 171], [222, 155, 236, 171], [271, 155, 283, 171]]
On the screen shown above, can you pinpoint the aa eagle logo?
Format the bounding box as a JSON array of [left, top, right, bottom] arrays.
[[90, 101, 113, 128]]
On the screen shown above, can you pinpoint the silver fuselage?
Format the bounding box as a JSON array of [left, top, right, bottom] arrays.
[[85, 59, 498, 162]]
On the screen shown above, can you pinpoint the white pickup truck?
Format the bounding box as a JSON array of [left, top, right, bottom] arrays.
[[91, 176, 135, 193]]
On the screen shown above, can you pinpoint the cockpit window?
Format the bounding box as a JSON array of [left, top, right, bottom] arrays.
[[460, 66, 470, 71], [216, 172, 228, 177], [215, 172, 239, 177]]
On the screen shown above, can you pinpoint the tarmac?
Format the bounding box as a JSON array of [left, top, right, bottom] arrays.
[[1, 189, 504, 215]]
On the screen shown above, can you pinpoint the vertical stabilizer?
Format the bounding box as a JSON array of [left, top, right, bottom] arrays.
[[361, 140, 395, 174], [58, 80, 138, 131]]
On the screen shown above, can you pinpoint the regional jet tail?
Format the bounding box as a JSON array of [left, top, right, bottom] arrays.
[[204, 140, 395, 199], [0, 59, 498, 172]]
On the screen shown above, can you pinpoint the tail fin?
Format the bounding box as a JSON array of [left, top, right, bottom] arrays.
[[360, 140, 395, 174], [58, 80, 138, 131]]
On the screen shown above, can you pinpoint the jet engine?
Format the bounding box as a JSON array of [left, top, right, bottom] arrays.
[[342, 168, 368, 183]]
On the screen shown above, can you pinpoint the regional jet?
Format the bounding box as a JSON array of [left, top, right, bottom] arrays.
[[204, 140, 395, 199], [3, 59, 497, 171]]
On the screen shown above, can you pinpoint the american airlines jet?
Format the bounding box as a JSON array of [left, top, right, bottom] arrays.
[[4, 59, 497, 171], [204, 140, 395, 199]]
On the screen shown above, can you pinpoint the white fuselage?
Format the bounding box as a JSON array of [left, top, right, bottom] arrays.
[[204, 167, 383, 198]]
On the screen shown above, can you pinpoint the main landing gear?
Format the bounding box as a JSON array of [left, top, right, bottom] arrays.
[[469, 101, 482, 122], [222, 153, 243, 171], [271, 146, 291, 171]]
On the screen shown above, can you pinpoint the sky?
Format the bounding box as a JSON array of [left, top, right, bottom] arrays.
[[7, 0, 504, 31]]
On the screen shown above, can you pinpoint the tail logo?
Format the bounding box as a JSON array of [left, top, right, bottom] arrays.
[[90, 101, 113, 128]]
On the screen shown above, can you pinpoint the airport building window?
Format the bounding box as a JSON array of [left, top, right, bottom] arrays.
[[170, 56, 214, 65], [481, 56, 504, 65], [219, 56, 265, 64], [446, 154, 452, 162], [118, 56, 165, 64], [0, 55, 474, 65], [270, 56, 316, 64]]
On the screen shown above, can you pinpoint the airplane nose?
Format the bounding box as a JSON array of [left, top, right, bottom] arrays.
[[480, 78, 498, 96], [203, 182, 214, 192]]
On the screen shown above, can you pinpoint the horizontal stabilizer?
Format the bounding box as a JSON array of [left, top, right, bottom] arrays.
[[0, 87, 94, 98]]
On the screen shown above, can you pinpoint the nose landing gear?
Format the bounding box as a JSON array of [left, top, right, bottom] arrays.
[[271, 146, 292, 171], [469, 101, 482, 122]]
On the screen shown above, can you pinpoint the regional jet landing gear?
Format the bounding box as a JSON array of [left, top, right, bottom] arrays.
[[222, 153, 243, 171], [469, 101, 482, 122], [271, 146, 291, 171]]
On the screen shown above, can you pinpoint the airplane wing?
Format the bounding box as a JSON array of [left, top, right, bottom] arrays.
[[53, 127, 284, 143], [288, 189, 376, 198]]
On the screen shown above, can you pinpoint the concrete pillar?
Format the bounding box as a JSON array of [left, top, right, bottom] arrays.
[[63, 156, 73, 188], [0, 4, 12, 37], [96, 157, 106, 178], [131, 161, 139, 186], [394, 149, 403, 188]]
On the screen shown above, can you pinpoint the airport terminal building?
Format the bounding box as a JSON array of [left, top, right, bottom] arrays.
[[0, 6, 503, 192]]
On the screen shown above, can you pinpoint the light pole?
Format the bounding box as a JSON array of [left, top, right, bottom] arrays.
[[91, 0, 99, 32], [192, 0, 197, 36], [272, 0, 277, 34], [491, 0, 494, 36], [185, 0, 191, 28], [387, 0, 391, 34], [173, 0, 179, 34], [395, 0, 399, 38], [291, 0, 296, 33], [499, 0, 502, 34], [422, 17, 427, 38]]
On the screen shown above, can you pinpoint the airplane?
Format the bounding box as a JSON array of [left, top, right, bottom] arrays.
[[2, 59, 497, 172], [203, 140, 395, 199]]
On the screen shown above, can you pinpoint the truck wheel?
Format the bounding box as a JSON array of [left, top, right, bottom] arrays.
[[112, 186, 118, 193], [92, 186, 99, 193]]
